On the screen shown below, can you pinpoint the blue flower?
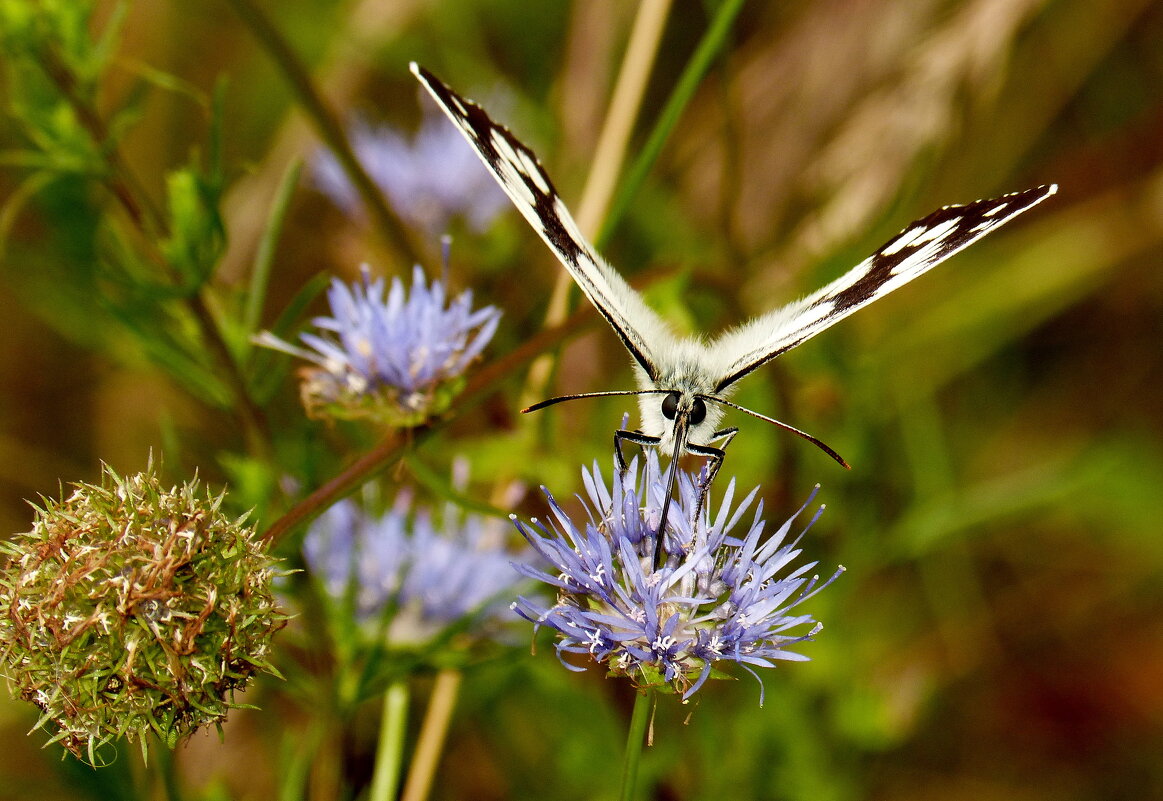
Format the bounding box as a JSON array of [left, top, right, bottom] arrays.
[[313, 109, 510, 234], [304, 490, 524, 643], [303, 495, 408, 620], [510, 452, 843, 702], [258, 264, 500, 425]]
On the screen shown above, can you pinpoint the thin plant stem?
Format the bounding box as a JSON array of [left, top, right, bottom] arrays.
[[368, 680, 410, 801], [619, 689, 654, 801], [155, 745, 184, 801], [576, 0, 675, 237], [521, 0, 674, 409], [400, 669, 462, 801], [187, 290, 273, 455], [277, 718, 325, 801], [223, 0, 421, 265]]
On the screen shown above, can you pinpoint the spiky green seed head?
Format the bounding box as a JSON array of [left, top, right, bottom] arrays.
[[0, 460, 286, 763]]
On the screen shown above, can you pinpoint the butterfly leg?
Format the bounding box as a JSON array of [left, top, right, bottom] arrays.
[[614, 428, 660, 477], [687, 427, 738, 516]]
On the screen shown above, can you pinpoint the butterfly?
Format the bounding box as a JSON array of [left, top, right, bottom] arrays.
[[412, 62, 1056, 523]]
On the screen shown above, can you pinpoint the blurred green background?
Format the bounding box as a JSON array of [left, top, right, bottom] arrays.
[[1, 0, 1162, 799]]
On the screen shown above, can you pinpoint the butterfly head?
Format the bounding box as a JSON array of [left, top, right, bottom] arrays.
[[636, 361, 727, 451]]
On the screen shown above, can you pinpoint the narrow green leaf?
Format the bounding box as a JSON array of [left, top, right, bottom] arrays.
[[244, 159, 303, 340]]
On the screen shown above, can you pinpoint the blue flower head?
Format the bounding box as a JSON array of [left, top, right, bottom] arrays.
[[313, 106, 510, 234], [258, 264, 500, 425], [304, 486, 524, 645], [511, 452, 843, 702]]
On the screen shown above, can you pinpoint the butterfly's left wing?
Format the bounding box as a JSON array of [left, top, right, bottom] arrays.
[[709, 185, 1057, 392], [411, 63, 676, 384]]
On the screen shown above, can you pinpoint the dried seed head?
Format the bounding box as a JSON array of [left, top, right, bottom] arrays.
[[0, 459, 286, 763]]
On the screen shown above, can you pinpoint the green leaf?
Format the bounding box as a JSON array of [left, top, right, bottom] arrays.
[[161, 165, 225, 286], [244, 158, 303, 341]]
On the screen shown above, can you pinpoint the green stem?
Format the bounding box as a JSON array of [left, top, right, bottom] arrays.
[[598, 0, 746, 249], [188, 289, 273, 455], [277, 718, 324, 801], [369, 681, 410, 801], [223, 0, 421, 264], [619, 689, 654, 801], [155, 745, 184, 801]]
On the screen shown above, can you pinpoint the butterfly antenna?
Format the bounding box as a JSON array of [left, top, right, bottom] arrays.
[[522, 389, 668, 414], [701, 396, 851, 469]]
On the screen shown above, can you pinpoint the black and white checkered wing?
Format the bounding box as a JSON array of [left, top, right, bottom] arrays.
[[411, 63, 675, 383], [709, 185, 1058, 392]]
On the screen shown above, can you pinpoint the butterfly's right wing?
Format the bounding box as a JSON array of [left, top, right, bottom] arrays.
[[709, 185, 1057, 392], [411, 63, 674, 383]]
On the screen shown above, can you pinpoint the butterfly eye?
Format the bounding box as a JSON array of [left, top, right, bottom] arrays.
[[661, 392, 679, 420], [690, 398, 707, 425]]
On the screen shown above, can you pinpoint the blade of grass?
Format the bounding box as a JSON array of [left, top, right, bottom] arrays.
[[598, 0, 746, 248], [399, 669, 462, 801], [244, 158, 302, 340]]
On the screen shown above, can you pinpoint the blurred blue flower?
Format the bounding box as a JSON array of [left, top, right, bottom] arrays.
[[313, 108, 510, 234], [303, 495, 408, 620], [258, 264, 500, 425], [511, 452, 843, 702], [304, 490, 523, 643]]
